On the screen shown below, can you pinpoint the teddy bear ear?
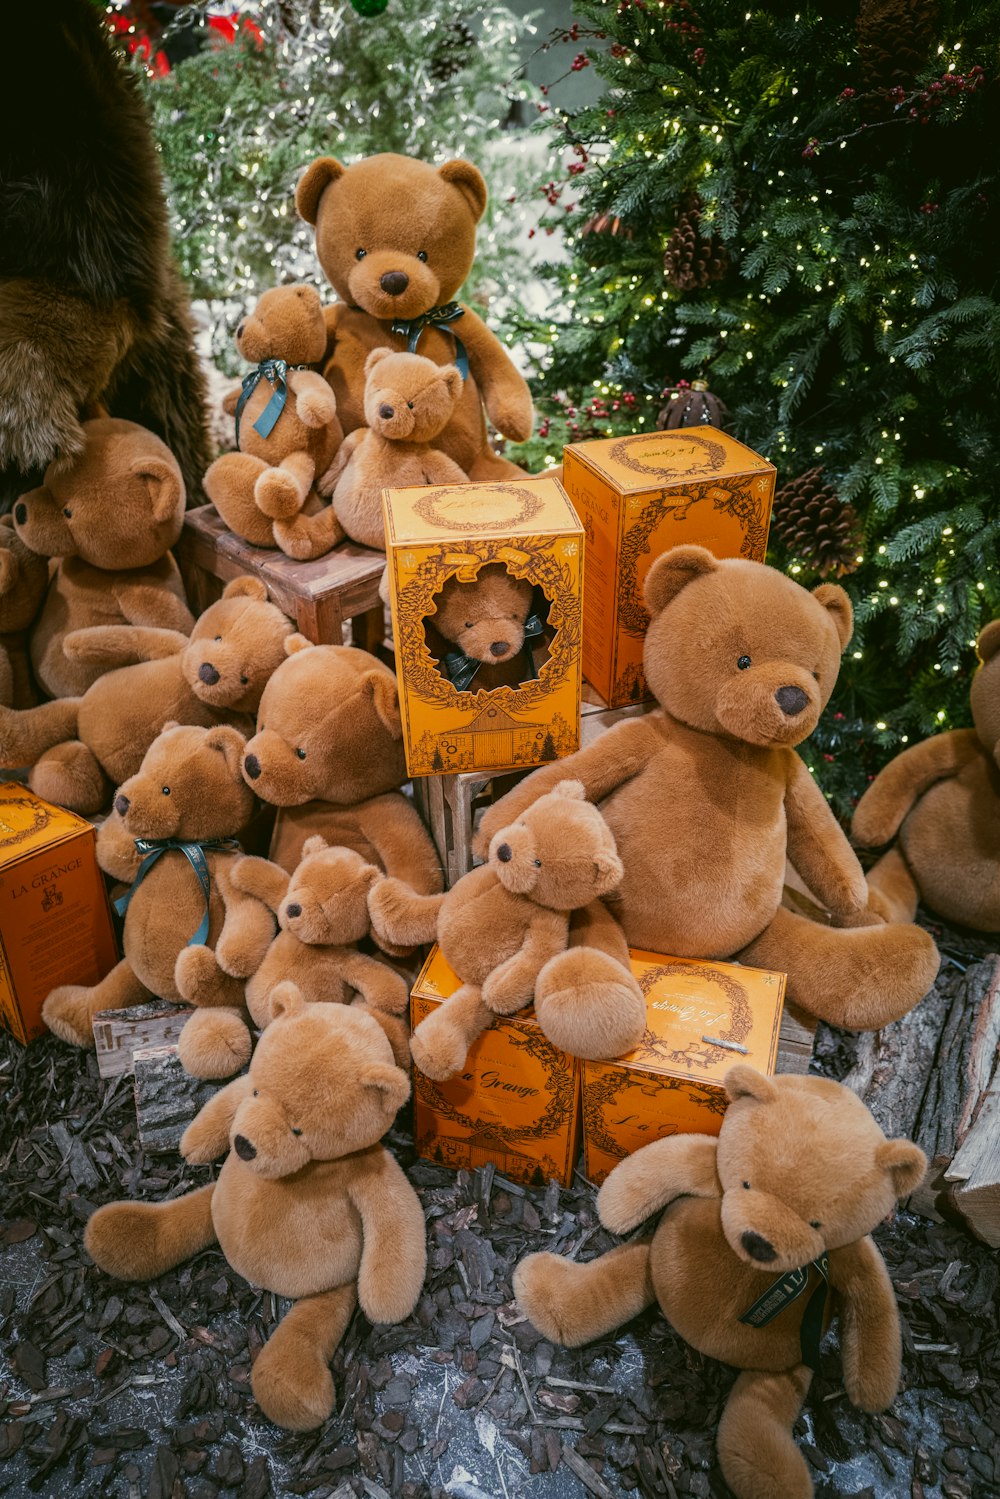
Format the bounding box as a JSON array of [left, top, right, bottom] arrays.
[[301, 834, 328, 858], [131, 455, 184, 525], [161, 719, 181, 734], [270, 981, 307, 1021], [724, 1065, 778, 1105], [549, 779, 586, 802], [364, 347, 394, 377], [876, 1138, 927, 1198], [812, 583, 853, 650], [284, 633, 314, 656], [295, 156, 345, 225], [222, 576, 269, 603], [439, 365, 464, 404], [363, 669, 402, 737], [593, 851, 624, 894], [362, 1061, 411, 1113], [644, 545, 719, 617], [976, 618, 1000, 664], [438, 159, 488, 222], [203, 724, 247, 775]]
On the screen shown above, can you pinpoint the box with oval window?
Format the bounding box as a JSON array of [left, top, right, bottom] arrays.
[[382, 476, 584, 777]]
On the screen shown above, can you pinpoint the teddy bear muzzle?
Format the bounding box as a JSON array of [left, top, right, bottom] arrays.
[[230, 1096, 310, 1178], [722, 1187, 825, 1272], [13, 487, 73, 554], [715, 664, 821, 748]]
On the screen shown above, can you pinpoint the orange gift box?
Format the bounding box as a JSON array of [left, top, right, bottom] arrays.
[[562, 427, 775, 706], [0, 784, 118, 1044], [410, 945, 581, 1188], [382, 477, 584, 778], [582, 950, 786, 1185]]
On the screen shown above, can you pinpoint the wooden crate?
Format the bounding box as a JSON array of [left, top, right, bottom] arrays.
[[93, 1001, 191, 1078], [176, 504, 387, 652]]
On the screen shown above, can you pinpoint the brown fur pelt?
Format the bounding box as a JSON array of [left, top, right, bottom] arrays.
[[0, 0, 209, 509]]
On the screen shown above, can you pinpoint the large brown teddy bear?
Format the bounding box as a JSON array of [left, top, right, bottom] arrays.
[[0, 577, 293, 814], [204, 285, 344, 556], [241, 642, 444, 909], [515, 1066, 927, 1499], [295, 152, 532, 480], [476, 547, 940, 1034], [84, 988, 427, 1432], [14, 417, 193, 699], [0, 515, 47, 707], [43, 723, 277, 1077], [370, 780, 643, 1077], [853, 617, 1000, 932]]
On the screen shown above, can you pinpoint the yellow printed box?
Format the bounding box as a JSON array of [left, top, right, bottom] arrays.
[[382, 477, 584, 778], [563, 427, 775, 706], [583, 950, 786, 1185], [0, 784, 118, 1044], [410, 945, 581, 1188]]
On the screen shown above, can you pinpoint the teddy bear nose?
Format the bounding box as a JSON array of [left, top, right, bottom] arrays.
[[13, 502, 26, 526], [496, 843, 512, 863], [114, 793, 130, 816], [379, 403, 395, 420], [775, 685, 809, 717], [741, 1230, 777, 1263], [243, 753, 261, 781], [490, 642, 510, 657], [285, 903, 302, 919], [198, 662, 220, 685], [380, 271, 409, 296], [234, 1134, 257, 1161]]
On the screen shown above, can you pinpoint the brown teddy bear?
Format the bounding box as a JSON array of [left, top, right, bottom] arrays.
[[0, 515, 47, 707], [514, 1066, 927, 1499], [427, 561, 543, 693], [204, 285, 344, 557], [240, 642, 444, 912], [0, 577, 293, 814], [42, 722, 277, 1078], [476, 546, 940, 1035], [295, 152, 532, 480], [370, 780, 643, 1076], [14, 417, 194, 699], [84, 987, 427, 1432], [853, 617, 1000, 931]]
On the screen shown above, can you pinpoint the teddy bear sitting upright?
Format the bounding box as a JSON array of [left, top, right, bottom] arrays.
[[295, 152, 532, 479], [515, 1066, 926, 1499], [428, 561, 543, 693], [476, 546, 940, 1036]]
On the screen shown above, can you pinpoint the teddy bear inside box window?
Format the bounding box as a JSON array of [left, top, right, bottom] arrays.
[[422, 562, 556, 697]]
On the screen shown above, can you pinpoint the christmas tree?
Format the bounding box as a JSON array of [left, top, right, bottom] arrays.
[[507, 0, 1000, 811]]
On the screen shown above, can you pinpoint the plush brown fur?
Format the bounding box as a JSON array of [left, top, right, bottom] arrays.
[[515, 1066, 927, 1499], [0, 515, 47, 707], [429, 561, 539, 692], [854, 618, 1000, 931], [295, 152, 532, 480], [0, 577, 293, 815], [84, 988, 426, 1431], [371, 780, 641, 1075], [476, 547, 940, 1032], [42, 723, 276, 1077], [204, 286, 344, 557]]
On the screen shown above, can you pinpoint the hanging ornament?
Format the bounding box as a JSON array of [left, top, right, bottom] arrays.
[[429, 20, 477, 81], [856, 0, 939, 93], [657, 379, 730, 431], [349, 0, 391, 15], [770, 467, 863, 579], [663, 196, 728, 292]]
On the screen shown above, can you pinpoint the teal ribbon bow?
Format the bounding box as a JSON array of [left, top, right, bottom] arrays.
[[738, 1251, 830, 1372], [389, 301, 469, 381], [444, 609, 545, 692], [114, 837, 242, 947], [234, 358, 290, 447]]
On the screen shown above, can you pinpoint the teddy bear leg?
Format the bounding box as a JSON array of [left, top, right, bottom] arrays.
[[251, 1283, 356, 1432], [176, 1007, 253, 1081], [865, 846, 920, 925], [738, 905, 939, 1031], [254, 452, 316, 520], [409, 984, 492, 1080], [513, 1241, 655, 1347], [0, 697, 81, 770], [43, 958, 151, 1047], [716, 1366, 814, 1499], [29, 740, 108, 816], [271, 501, 345, 562], [84, 1183, 217, 1283], [203, 453, 278, 549], [533, 901, 646, 1060]]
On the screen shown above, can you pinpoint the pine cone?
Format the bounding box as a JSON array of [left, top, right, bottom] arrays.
[[657, 381, 729, 431], [428, 20, 477, 81], [856, 0, 939, 92], [663, 197, 728, 291], [771, 467, 862, 579]]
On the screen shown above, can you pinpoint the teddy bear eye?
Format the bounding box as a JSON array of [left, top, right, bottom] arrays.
[[737, 655, 752, 670], [465, 621, 473, 629], [743, 1180, 751, 1190], [161, 786, 171, 796], [291, 1126, 302, 1136], [240, 675, 249, 685], [417, 250, 428, 262], [215, 635, 222, 643], [253, 1090, 258, 1097], [810, 1219, 822, 1229], [355, 247, 366, 260], [534, 859, 542, 867], [62, 507, 72, 519], [296, 748, 307, 760], [407, 401, 414, 409]]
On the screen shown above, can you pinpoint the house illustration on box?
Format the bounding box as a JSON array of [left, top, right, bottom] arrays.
[[451, 702, 548, 769]]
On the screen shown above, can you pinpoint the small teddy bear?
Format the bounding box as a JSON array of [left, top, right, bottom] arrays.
[[368, 780, 645, 1078], [428, 562, 543, 693], [0, 514, 48, 708], [514, 1066, 928, 1499], [84, 987, 427, 1432], [853, 617, 1000, 932], [204, 285, 344, 555], [42, 722, 277, 1077]]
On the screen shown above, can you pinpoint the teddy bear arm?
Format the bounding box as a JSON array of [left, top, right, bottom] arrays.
[[338, 951, 409, 1017], [214, 860, 279, 977], [828, 1236, 902, 1412], [596, 1134, 721, 1234], [230, 854, 291, 913], [96, 809, 143, 881], [318, 427, 364, 495], [180, 1075, 255, 1163], [222, 385, 241, 418], [852, 729, 981, 848], [63, 623, 188, 668], [114, 580, 196, 636], [349, 1150, 428, 1325], [783, 752, 869, 920], [288, 369, 339, 428], [452, 306, 534, 443], [418, 449, 470, 486], [356, 796, 444, 896], [367, 877, 444, 950], [481, 908, 569, 1016]]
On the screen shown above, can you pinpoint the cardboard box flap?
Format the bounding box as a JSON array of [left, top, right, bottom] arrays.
[[412, 944, 545, 1031], [0, 782, 93, 863], [383, 476, 582, 545], [569, 428, 773, 494]]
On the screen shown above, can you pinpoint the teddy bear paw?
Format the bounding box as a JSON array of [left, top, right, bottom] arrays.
[[251, 1336, 335, 1432], [410, 1019, 468, 1081], [534, 949, 646, 1060], [512, 1253, 583, 1346], [254, 467, 307, 520], [42, 987, 97, 1048], [177, 1009, 252, 1081], [83, 1202, 162, 1281]]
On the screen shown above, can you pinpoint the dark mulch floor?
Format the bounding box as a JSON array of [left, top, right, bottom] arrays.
[[1, 924, 998, 1499]]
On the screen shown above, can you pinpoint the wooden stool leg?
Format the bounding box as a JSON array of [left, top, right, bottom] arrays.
[[351, 603, 385, 655]]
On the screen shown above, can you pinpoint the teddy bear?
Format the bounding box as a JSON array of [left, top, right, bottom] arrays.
[[514, 1066, 927, 1499], [0, 577, 294, 815], [204, 285, 345, 557], [427, 561, 544, 694], [295, 151, 532, 480], [84, 986, 427, 1431], [852, 617, 1000, 932], [13, 417, 194, 699], [42, 722, 278, 1078], [475, 546, 940, 1037], [369, 780, 643, 1077], [0, 515, 48, 707]]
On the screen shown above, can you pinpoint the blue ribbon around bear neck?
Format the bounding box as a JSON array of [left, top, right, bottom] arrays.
[[113, 837, 242, 948], [738, 1251, 830, 1372], [389, 301, 469, 382], [234, 358, 291, 447], [443, 609, 545, 693]]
